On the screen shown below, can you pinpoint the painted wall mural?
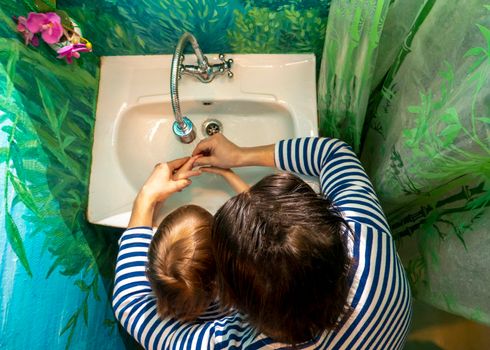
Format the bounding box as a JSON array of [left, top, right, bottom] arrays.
[[3, 0, 488, 348], [60, 0, 330, 57], [0, 1, 331, 349]]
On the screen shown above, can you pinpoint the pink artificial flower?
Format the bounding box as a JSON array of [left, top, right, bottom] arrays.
[[16, 16, 39, 46], [26, 12, 63, 44], [57, 43, 92, 64]]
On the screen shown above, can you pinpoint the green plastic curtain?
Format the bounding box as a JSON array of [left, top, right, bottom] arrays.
[[319, 0, 490, 324]]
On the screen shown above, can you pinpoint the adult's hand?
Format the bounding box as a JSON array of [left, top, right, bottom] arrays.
[[192, 134, 244, 168], [128, 156, 201, 228], [192, 134, 275, 168]]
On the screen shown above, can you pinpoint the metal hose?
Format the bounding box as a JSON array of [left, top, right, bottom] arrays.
[[170, 32, 205, 130]]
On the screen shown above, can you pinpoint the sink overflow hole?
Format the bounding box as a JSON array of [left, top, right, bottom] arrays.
[[202, 119, 223, 136], [202, 101, 213, 106]]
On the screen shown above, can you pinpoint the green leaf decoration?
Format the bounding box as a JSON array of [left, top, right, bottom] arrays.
[[56, 10, 75, 32], [74, 279, 90, 291], [8, 172, 42, 217], [476, 24, 490, 47], [441, 108, 459, 124], [21, 0, 39, 12], [407, 105, 422, 114], [0, 147, 7, 163], [477, 117, 490, 124], [82, 300, 88, 326], [464, 47, 485, 58], [92, 277, 101, 301], [34, 0, 57, 12], [60, 311, 78, 336], [5, 211, 33, 277], [36, 79, 59, 132], [467, 56, 486, 74]]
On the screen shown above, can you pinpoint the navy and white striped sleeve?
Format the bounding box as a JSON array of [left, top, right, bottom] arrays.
[[112, 226, 218, 349], [275, 137, 390, 233], [275, 137, 412, 349]]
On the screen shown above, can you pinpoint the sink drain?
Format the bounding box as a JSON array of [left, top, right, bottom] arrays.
[[202, 119, 223, 136]]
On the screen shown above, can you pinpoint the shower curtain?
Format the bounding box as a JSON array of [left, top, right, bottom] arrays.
[[318, 0, 490, 324]]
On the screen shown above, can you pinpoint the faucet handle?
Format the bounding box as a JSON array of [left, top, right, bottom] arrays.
[[218, 53, 234, 78]]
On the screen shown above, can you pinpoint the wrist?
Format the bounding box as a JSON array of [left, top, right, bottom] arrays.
[[128, 190, 161, 228], [137, 185, 172, 206], [136, 187, 158, 207], [240, 145, 275, 167]]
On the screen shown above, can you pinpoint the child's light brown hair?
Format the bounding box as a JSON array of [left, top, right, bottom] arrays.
[[146, 205, 216, 322]]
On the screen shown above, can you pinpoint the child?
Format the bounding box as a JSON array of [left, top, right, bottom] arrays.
[[145, 160, 249, 322]]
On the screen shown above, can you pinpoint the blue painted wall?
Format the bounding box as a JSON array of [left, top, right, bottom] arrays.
[[0, 1, 330, 349]]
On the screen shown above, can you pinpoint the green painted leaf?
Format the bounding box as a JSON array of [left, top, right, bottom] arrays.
[[468, 56, 485, 74], [103, 318, 117, 329], [476, 24, 490, 46], [45, 258, 60, 278], [82, 301, 88, 326], [60, 312, 77, 335], [5, 211, 33, 277], [34, 0, 56, 12], [92, 277, 101, 301], [440, 124, 461, 145], [61, 136, 76, 151], [36, 79, 59, 132], [8, 172, 41, 216], [55, 10, 75, 32], [407, 105, 421, 114], [0, 147, 7, 163], [21, 1, 38, 12], [464, 46, 485, 57], [441, 107, 459, 124], [74, 279, 90, 291], [1, 125, 13, 134], [57, 100, 70, 127], [477, 117, 490, 124]]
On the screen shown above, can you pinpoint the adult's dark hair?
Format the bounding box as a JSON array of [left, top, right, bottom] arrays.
[[212, 172, 351, 345]]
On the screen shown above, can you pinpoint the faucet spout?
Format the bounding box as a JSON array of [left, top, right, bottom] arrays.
[[170, 33, 234, 143], [170, 32, 199, 144]]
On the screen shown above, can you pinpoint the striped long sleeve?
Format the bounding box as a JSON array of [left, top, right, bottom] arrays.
[[113, 137, 412, 349], [275, 138, 413, 349]]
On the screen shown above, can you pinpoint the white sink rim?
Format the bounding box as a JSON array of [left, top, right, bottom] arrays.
[[88, 54, 318, 227]]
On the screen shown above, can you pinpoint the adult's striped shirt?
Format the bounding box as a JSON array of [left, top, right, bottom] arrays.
[[113, 137, 413, 349]]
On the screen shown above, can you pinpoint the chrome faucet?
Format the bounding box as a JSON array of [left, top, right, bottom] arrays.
[[170, 32, 233, 143]]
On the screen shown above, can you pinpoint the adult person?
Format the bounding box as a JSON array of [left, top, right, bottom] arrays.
[[113, 135, 412, 349]]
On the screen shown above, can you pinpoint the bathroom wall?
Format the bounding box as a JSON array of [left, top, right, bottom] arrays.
[[0, 1, 331, 349]]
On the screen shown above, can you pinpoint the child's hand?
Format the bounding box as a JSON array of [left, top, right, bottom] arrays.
[[128, 157, 201, 228], [172, 155, 202, 182], [140, 156, 201, 204], [201, 167, 249, 193]]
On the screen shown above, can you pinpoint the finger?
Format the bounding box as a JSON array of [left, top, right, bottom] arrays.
[[173, 169, 202, 180], [168, 157, 190, 170], [194, 156, 218, 167], [174, 179, 192, 192], [200, 167, 230, 175], [179, 155, 201, 172], [192, 138, 214, 156]]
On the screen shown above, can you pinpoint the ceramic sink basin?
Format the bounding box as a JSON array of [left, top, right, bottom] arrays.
[[88, 54, 318, 227]]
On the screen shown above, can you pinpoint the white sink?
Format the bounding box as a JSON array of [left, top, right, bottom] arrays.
[[89, 54, 318, 227]]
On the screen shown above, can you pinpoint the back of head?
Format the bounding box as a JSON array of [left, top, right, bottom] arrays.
[[212, 173, 351, 345], [147, 205, 215, 322]]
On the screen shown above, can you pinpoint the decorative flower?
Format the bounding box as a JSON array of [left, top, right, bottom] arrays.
[[56, 42, 92, 64], [26, 12, 63, 44], [16, 16, 39, 46], [14, 11, 92, 63]]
